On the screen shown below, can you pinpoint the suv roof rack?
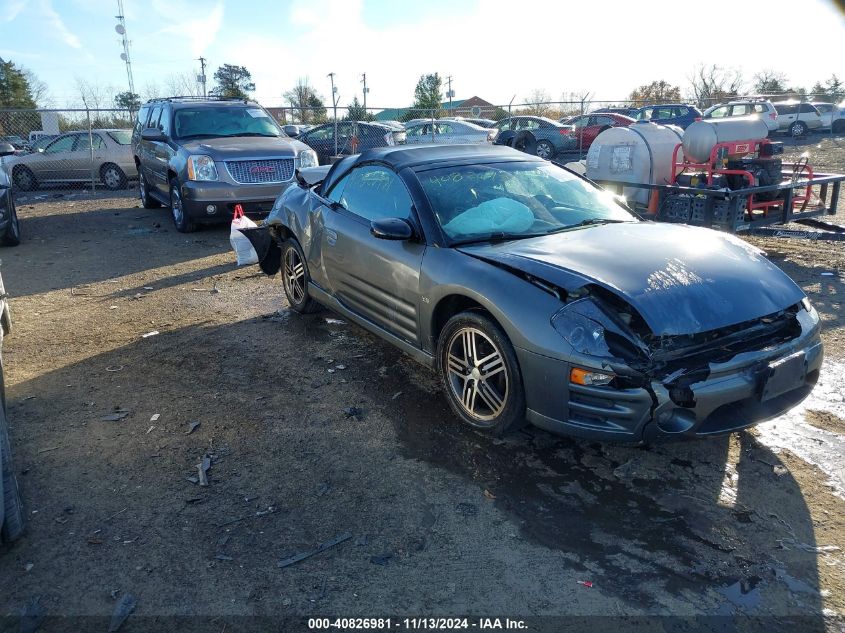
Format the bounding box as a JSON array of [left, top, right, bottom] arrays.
[[144, 96, 253, 104]]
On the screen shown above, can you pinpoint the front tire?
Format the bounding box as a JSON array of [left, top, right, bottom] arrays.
[[437, 311, 526, 436], [0, 194, 21, 247], [281, 240, 320, 314], [535, 140, 555, 160], [169, 178, 196, 233]]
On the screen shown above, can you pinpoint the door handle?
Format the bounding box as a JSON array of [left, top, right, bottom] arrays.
[[326, 229, 337, 246]]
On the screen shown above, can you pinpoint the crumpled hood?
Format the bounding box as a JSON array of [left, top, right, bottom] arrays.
[[458, 222, 805, 336], [182, 136, 304, 160]]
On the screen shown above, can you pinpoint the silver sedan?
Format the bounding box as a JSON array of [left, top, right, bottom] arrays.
[[404, 120, 494, 145], [8, 129, 137, 191]]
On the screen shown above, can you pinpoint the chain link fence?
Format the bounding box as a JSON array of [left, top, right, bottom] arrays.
[[4, 93, 842, 204], [0, 108, 136, 203]]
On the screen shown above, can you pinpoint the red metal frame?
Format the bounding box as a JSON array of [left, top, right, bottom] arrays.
[[670, 139, 815, 218]]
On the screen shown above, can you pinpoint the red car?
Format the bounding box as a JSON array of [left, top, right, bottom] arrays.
[[560, 112, 635, 149]]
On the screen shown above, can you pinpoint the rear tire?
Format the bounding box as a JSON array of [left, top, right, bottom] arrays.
[[0, 194, 21, 247], [437, 311, 526, 436], [789, 121, 807, 137], [12, 167, 37, 192], [138, 172, 161, 209], [169, 178, 196, 233], [832, 119, 845, 133], [0, 352, 24, 544], [535, 140, 555, 160], [281, 240, 320, 314], [100, 163, 127, 191]]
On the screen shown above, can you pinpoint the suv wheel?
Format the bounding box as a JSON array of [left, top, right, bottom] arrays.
[[789, 121, 807, 137], [0, 353, 25, 543], [1, 194, 21, 247], [139, 172, 161, 209], [169, 179, 196, 233]]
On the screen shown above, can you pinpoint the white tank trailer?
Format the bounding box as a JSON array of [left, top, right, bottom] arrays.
[[584, 121, 683, 205], [585, 116, 772, 205]]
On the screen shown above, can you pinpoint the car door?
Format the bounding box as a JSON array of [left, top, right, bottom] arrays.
[[435, 122, 457, 143], [300, 125, 335, 163], [316, 163, 426, 344], [70, 133, 107, 180], [151, 106, 176, 194], [30, 133, 77, 181], [773, 104, 797, 130]]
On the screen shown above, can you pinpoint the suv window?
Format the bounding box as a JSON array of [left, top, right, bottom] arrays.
[[674, 106, 688, 117], [337, 165, 413, 222], [708, 106, 729, 118], [172, 106, 281, 139], [798, 103, 818, 114], [147, 106, 162, 130], [731, 104, 751, 116], [158, 106, 172, 135], [595, 115, 616, 126], [775, 104, 798, 115], [134, 105, 150, 135], [753, 104, 767, 113]]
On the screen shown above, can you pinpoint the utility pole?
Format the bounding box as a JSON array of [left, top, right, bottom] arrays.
[[361, 72, 369, 114], [114, 0, 135, 98], [197, 56, 207, 97], [446, 75, 454, 111], [328, 72, 338, 157]]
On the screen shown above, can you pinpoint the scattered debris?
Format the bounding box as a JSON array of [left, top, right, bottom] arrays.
[[577, 580, 593, 588], [773, 465, 789, 477], [109, 305, 118, 310], [24, 396, 36, 401], [277, 532, 352, 568], [130, 293, 147, 300], [18, 597, 46, 633], [185, 421, 201, 435], [325, 318, 346, 325], [36, 446, 59, 454], [316, 482, 331, 497], [820, 272, 835, 276], [197, 455, 211, 486], [391, 391, 403, 400], [24, 562, 34, 572], [106, 508, 127, 521], [110, 589, 121, 600], [335, 364, 346, 370], [370, 553, 392, 566], [186, 476, 199, 485], [214, 554, 233, 561], [483, 489, 496, 501], [779, 538, 840, 553], [143, 286, 154, 291], [101, 411, 130, 422], [107, 593, 136, 633], [343, 406, 363, 421], [141, 331, 159, 338], [105, 365, 124, 372], [150, 414, 160, 422]]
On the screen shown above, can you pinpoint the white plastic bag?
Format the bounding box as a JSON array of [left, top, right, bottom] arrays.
[[230, 205, 259, 266]]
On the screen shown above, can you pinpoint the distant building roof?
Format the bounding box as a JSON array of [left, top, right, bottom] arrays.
[[373, 97, 494, 121]]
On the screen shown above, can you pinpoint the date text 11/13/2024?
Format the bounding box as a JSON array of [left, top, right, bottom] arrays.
[[307, 618, 528, 630]]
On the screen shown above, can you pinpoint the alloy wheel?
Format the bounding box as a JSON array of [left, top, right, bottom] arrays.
[[171, 185, 183, 225], [139, 174, 148, 204], [283, 246, 306, 305], [445, 327, 509, 421], [536, 141, 553, 160], [103, 166, 121, 189]]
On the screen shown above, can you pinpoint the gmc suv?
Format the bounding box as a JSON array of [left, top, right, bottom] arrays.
[[132, 97, 317, 232]]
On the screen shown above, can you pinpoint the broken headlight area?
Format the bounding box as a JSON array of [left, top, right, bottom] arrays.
[[551, 295, 648, 362]]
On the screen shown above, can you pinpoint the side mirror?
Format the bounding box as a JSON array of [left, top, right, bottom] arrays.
[[0, 143, 15, 157], [370, 217, 413, 241], [141, 127, 167, 142]]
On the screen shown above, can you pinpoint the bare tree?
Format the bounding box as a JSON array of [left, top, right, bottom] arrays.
[[74, 78, 117, 110], [22, 69, 50, 107], [687, 64, 744, 109], [283, 77, 325, 124], [523, 89, 551, 117], [142, 81, 162, 101], [163, 72, 202, 97]]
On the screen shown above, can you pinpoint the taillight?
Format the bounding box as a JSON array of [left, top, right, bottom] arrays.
[[770, 112, 777, 119], [487, 130, 495, 142], [384, 132, 394, 146], [559, 129, 569, 135]]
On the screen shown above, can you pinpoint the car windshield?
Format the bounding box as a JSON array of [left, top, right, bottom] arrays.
[[418, 161, 636, 245], [173, 106, 281, 139], [107, 130, 132, 145]]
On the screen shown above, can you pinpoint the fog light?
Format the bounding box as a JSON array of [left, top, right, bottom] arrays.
[[206, 204, 217, 214], [570, 367, 614, 386]]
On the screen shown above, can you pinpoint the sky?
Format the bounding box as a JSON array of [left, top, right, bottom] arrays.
[[1, 0, 844, 111]]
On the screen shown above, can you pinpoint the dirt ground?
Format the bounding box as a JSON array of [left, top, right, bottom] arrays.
[[1, 133, 845, 632]]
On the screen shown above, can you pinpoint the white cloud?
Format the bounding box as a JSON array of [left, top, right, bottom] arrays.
[[0, 0, 28, 22], [39, 0, 81, 49], [153, 0, 224, 58]]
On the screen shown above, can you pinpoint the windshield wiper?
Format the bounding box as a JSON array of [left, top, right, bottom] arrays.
[[559, 218, 629, 230], [222, 133, 279, 138], [450, 231, 548, 247]]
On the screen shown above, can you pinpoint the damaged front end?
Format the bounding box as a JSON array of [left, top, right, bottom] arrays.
[[547, 287, 823, 441]]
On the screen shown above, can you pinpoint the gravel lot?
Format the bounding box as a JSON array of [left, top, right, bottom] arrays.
[[1, 133, 844, 631]]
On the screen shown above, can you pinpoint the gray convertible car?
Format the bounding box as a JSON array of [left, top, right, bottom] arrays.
[[255, 144, 821, 442]]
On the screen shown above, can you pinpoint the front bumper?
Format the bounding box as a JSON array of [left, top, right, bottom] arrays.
[[180, 180, 295, 222], [520, 309, 823, 442]]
